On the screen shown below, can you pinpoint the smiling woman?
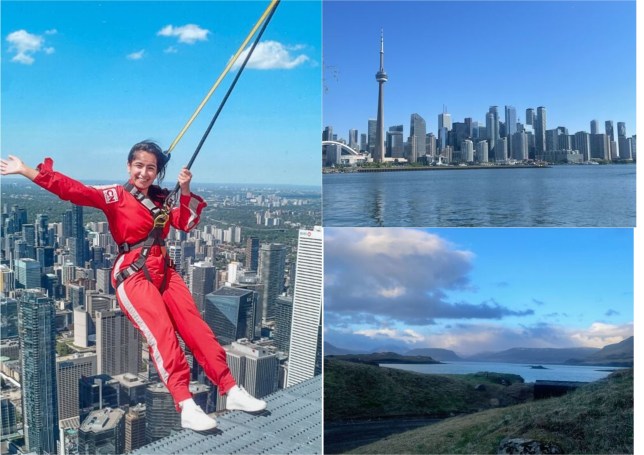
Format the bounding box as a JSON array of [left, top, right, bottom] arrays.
[[0, 140, 267, 432]]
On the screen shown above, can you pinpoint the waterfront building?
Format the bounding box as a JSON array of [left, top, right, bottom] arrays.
[[426, 133, 437, 157], [348, 129, 359, 150], [367, 119, 377, 155], [575, 131, 592, 161], [373, 30, 387, 162], [387, 125, 404, 158], [495, 137, 508, 162], [485, 111, 496, 158], [505, 105, 517, 156], [286, 227, 323, 388], [511, 131, 529, 161], [461, 139, 474, 162], [525, 108, 535, 126], [605, 120, 615, 142], [408, 113, 426, 163], [535, 106, 547, 159], [476, 140, 489, 163]]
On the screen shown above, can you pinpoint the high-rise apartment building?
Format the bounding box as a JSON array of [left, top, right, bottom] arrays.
[[535, 106, 547, 159], [258, 243, 287, 323], [408, 113, 426, 163], [245, 236, 260, 272], [274, 295, 294, 353], [575, 131, 592, 161], [286, 227, 323, 388], [525, 108, 535, 126], [19, 289, 59, 453]]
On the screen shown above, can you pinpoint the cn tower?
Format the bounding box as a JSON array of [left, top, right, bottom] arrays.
[[374, 30, 387, 163]]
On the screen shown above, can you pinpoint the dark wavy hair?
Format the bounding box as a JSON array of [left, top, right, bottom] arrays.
[[128, 140, 171, 201]]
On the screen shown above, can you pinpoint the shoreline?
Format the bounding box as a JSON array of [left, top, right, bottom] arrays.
[[324, 164, 550, 174]]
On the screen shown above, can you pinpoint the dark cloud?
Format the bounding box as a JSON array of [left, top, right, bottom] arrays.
[[495, 281, 510, 288], [532, 298, 545, 306], [325, 228, 533, 326], [605, 309, 620, 317]]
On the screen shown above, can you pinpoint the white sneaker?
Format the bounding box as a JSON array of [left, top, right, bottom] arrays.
[[180, 399, 217, 431], [226, 385, 267, 412]]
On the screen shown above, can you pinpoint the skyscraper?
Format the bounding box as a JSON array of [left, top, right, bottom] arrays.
[[124, 404, 147, 453], [145, 383, 181, 443], [224, 339, 279, 399], [274, 295, 294, 353], [57, 352, 97, 420], [96, 308, 143, 376], [15, 258, 41, 289], [408, 113, 426, 163], [605, 120, 615, 141], [373, 30, 388, 162], [286, 227, 323, 388], [590, 119, 599, 134], [245, 236, 260, 272], [189, 261, 217, 313], [258, 243, 287, 323], [204, 286, 258, 345], [505, 105, 517, 156], [19, 289, 59, 453], [535, 106, 547, 159], [525, 108, 535, 126]]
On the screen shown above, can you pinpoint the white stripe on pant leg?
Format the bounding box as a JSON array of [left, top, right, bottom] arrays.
[[117, 282, 170, 384]]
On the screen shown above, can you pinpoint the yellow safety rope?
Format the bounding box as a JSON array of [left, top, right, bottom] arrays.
[[165, 0, 280, 155]]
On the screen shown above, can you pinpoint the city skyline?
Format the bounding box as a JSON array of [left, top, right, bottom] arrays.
[[2, 1, 321, 185], [323, 1, 635, 142], [325, 228, 634, 356]]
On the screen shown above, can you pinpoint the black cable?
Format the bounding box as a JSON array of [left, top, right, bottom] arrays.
[[166, 0, 281, 206]]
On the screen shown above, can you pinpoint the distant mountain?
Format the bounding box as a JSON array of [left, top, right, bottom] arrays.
[[324, 342, 367, 356], [325, 352, 440, 366], [405, 348, 463, 361], [468, 347, 600, 364], [371, 344, 408, 354], [566, 336, 633, 367]]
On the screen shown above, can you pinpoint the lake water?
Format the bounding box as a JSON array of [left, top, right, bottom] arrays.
[[380, 361, 624, 383], [323, 165, 636, 227]]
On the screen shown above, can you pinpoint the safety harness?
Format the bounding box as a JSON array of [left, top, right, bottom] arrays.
[[114, 182, 172, 289]]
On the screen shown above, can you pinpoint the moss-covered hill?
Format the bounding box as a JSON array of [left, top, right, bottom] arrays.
[[348, 369, 633, 454], [325, 358, 531, 421]]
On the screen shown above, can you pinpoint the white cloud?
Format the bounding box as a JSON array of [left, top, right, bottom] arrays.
[[157, 24, 209, 44], [6, 29, 53, 65], [44, 29, 58, 35], [164, 46, 178, 54], [355, 328, 424, 344], [232, 40, 310, 70], [127, 50, 145, 60], [570, 322, 633, 348]]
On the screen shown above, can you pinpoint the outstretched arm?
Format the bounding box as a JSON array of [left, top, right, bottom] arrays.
[[0, 155, 38, 180]]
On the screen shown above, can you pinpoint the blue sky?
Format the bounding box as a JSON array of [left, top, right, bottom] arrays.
[[323, 1, 636, 143], [2, 1, 321, 186], [325, 228, 633, 355]]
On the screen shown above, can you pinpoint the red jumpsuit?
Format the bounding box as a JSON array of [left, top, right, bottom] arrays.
[[33, 158, 237, 407]]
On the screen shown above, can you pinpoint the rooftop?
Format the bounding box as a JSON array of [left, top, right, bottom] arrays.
[[132, 375, 321, 454]]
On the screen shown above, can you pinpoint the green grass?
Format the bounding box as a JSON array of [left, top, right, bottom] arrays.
[[347, 369, 633, 454], [325, 359, 531, 421]]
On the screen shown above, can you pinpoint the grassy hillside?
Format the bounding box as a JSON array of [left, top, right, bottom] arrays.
[[349, 369, 633, 454], [326, 352, 441, 365], [325, 358, 531, 421]]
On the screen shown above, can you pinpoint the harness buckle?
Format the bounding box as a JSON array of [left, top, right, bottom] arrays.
[[153, 211, 170, 228]]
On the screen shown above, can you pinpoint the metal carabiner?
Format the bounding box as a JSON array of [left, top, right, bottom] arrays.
[[154, 211, 170, 228]]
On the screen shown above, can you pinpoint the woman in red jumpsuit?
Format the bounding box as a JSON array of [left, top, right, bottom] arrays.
[[1, 141, 266, 431]]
